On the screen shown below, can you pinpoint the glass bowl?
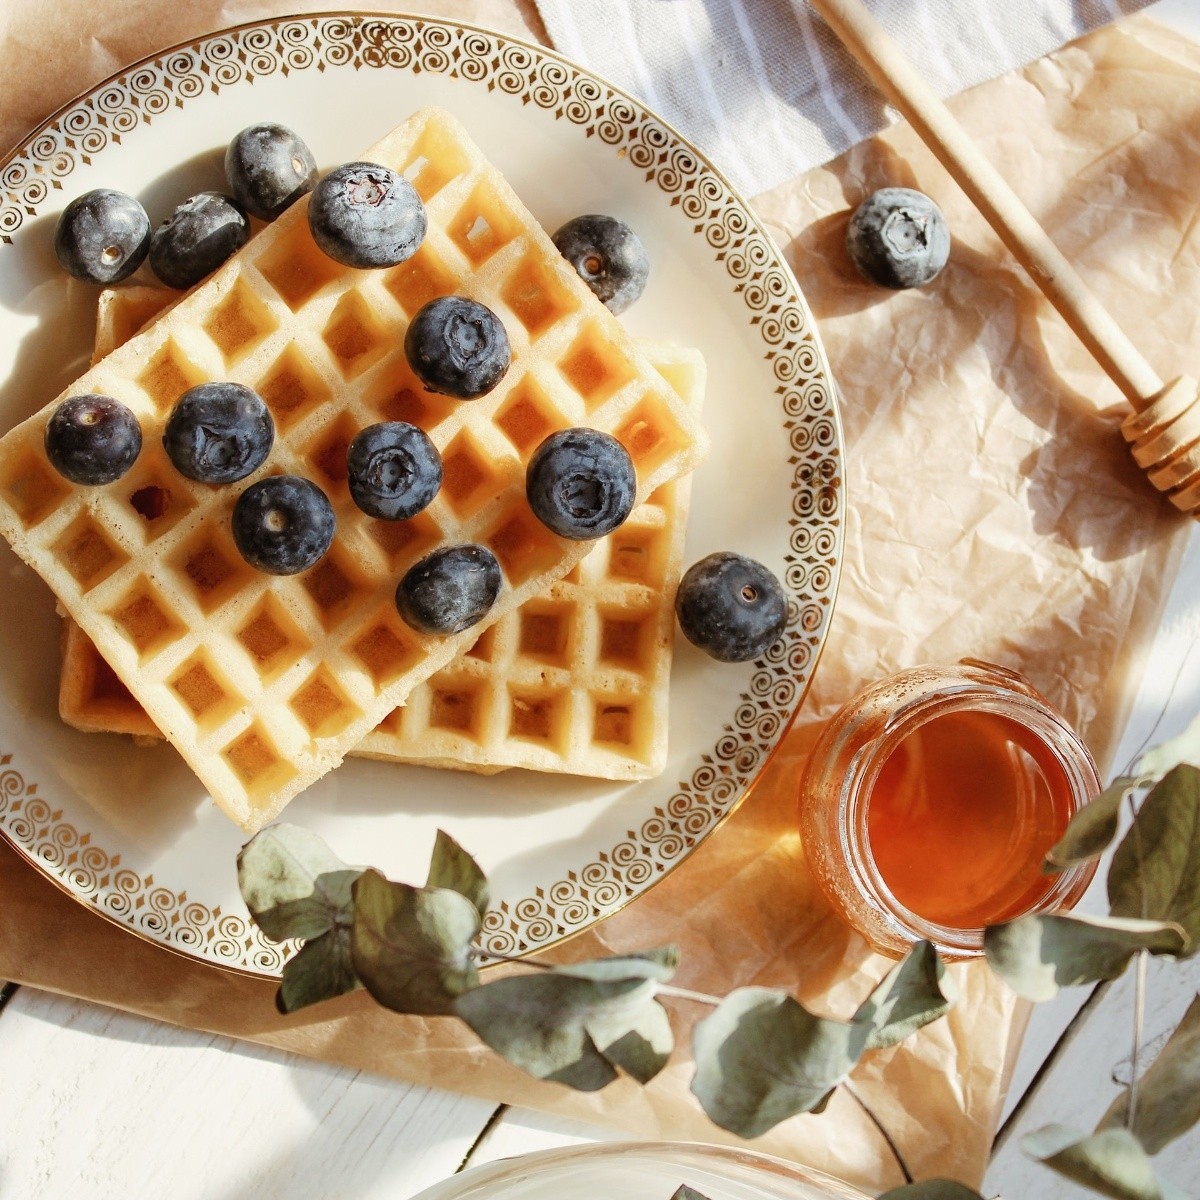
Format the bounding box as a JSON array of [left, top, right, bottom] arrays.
[[407, 1141, 870, 1200]]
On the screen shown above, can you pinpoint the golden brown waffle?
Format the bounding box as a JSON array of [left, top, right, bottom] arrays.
[[2, 106, 707, 830], [64, 279, 704, 779]]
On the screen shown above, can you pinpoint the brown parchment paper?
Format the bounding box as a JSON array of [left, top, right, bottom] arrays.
[[1, 5, 1198, 1193]]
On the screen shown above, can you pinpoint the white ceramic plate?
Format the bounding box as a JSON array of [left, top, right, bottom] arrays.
[[0, 14, 843, 976]]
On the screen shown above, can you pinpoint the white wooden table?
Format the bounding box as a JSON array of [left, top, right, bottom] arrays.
[[4, 3, 1200, 1194]]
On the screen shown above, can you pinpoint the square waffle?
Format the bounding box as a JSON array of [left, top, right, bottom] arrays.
[[0, 106, 707, 830], [62, 283, 705, 779]]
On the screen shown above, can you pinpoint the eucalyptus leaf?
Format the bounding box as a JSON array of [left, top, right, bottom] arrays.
[[1109, 765, 1200, 947], [558, 947, 679, 985], [237, 823, 360, 943], [984, 913, 1186, 1002], [426, 829, 490, 918], [854, 941, 954, 1051], [351, 869, 480, 1016], [276, 927, 360, 1014], [454, 971, 658, 1091], [691, 987, 871, 1138], [1046, 777, 1136, 871], [1023, 1124, 1186, 1200], [586, 995, 674, 1084], [877, 1183, 985, 1200], [670, 1188, 712, 1200], [1099, 993, 1200, 1153], [1136, 709, 1200, 782]]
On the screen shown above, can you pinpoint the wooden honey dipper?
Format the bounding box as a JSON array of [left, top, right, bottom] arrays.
[[809, 0, 1200, 513]]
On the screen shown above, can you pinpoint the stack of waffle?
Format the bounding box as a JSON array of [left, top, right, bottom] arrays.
[[0, 108, 708, 832]]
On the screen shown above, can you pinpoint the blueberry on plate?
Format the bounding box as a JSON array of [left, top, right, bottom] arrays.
[[54, 190, 151, 285], [553, 214, 649, 315], [44, 394, 142, 485], [307, 162, 426, 269], [149, 192, 251, 290], [846, 188, 950, 289], [526, 428, 635, 540], [395, 544, 502, 635], [405, 296, 510, 399], [347, 422, 442, 521], [675, 552, 787, 663], [232, 475, 335, 575], [163, 382, 273, 484], [225, 123, 318, 221]]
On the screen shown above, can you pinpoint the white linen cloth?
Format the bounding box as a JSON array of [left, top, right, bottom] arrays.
[[534, 0, 1155, 195]]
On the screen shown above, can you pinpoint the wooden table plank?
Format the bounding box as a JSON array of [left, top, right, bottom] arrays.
[[0, 987, 497, 1200]]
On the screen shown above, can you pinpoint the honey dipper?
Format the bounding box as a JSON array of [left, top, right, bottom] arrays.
[[809, 0, 1200, 514]]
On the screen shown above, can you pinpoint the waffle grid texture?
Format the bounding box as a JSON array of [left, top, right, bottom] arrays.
[[64, 280, 705, 780], [1, 106, 706, 829]]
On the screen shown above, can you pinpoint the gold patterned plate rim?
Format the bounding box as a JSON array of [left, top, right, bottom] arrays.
[[0, 12, 844, 979]]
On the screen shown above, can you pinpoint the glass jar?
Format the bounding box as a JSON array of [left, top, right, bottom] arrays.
[[799, 661, 1101, 959]]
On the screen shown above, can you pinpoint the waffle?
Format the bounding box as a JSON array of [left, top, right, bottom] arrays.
[[64, 279, 704, 779], [1, 106, 707, 830]]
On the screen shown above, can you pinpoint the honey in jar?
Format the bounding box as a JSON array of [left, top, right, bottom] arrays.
[[799, 662, 1100, 958]]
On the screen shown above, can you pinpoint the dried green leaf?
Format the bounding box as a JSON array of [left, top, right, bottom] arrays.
[[1046, 777, 1136, 871], [454, 971, 657, 1091], [877, 1183, 984, 1200], [276, 927, 360, 1014], [1023, 1124, 1187, 1200], [426, 829, 490, 918], [558, 947, 679, 985], [855, 941, 954, 1051], [1137, 710, 1200, 782], [670, 1187, 712, 1200], [984, 913, 1186, 1002], [1099, 993, 1200, 1153], [237, 823, 359, 943], [587, 995, 674, 1084], [1109, 765, 1200, 947], [351, 869, 480, 1016], [691, 987, 871, 1138]]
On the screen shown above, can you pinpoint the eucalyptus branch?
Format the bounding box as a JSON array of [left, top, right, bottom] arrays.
[[657, 983, 723, 1007], [1127, 949, 1147, 1132], [474, 948, 554, 969], [843, 1079, 914, 1186]]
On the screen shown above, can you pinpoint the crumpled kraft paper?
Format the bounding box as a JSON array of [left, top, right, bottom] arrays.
[[0, 4, 1196, 1194]]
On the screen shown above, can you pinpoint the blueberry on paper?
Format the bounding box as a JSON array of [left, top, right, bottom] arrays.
[[553, 215, 649, 314], [54, 190, 151, 285], [675, 552, 787, 663], [225, 123, 318, 221], [163, 382, 273, 484], [404, 297, 511, 399], [346, 422, 443, 521], [233, 475, 335, 575], [307, 162, 427, 269], [45, 395, 142, 485], [845, 188, 950, 289], [526, 428, 635, 540], [149, 192, 251, 289], [395, 544, 502, 635]]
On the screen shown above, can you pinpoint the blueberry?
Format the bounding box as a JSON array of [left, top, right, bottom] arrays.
[[846, 188, 950, 289], [525, 428, 635, 540], [553, 215, 649, 315], [54, 189, 151, 285], [149, 192, 250, 289], [232, 475, 335, 575], [44, 395, 142, 485], [395, 544, 502, 635], [225, 123, 318, 221], [163, 382, 273, 484], [404, 297, 510, 399], [675, 552, 787, 663], [307, 162, 426, 269], [346, 422, 442, 521]]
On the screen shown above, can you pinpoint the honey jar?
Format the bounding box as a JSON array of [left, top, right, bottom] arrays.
[[799, 661, 1100, 958]]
